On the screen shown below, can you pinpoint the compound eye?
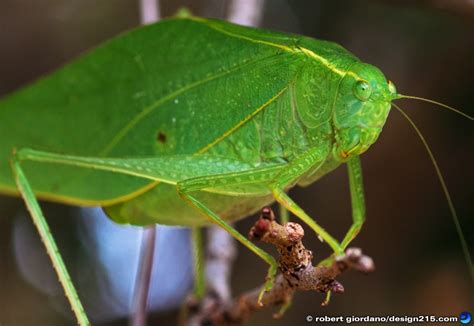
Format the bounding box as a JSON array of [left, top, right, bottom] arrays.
[[353, 80, 372, 101]]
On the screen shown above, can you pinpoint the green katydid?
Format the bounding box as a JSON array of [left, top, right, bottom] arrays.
[[0, 16, 472, 325]]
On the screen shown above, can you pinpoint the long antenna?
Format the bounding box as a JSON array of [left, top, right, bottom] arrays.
[[392, 103, 474, 286], [397, 94, 473, 120]]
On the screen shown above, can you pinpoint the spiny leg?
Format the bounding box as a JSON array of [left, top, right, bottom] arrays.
[[10, 155, 90, 326], [10, 147, 186, 326], [191, 227, 206, 299], [180, 193, 277, 304], [270, 158, 364, 307], [271, 188, 343, 255], [177, 179, 279, 305], [340, 157, 366, 250], [266, 146, 344, 255]]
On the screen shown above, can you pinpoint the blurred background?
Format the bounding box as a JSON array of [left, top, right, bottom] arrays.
[[0, 0, 473, 325]]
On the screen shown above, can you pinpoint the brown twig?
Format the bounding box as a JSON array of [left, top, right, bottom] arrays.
[[185, 207, 374, 325]]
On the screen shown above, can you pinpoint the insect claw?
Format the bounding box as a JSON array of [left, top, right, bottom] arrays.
[[257, 263, 277, 306], [321, 290, 332, 306], [257, 293, 264, 307]]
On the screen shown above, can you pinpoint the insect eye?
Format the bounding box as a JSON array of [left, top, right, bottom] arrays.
[[353, 80, 372, 101]]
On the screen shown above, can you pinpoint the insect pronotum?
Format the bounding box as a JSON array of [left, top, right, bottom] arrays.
[[0, 15, 472, 325]]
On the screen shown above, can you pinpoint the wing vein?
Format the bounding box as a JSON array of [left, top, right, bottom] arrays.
[[197, 85, 290, 154], [189, 17, 296, 53], [100, 53, 285, 156]]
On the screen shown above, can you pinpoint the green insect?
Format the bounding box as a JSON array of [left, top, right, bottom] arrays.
[[0, 16, 471, 325]]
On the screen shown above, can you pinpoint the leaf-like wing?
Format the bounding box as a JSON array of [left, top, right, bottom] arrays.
[[0, 18, 303, 204]]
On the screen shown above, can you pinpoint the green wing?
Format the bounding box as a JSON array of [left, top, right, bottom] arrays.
[[0, 17, 304, 205]]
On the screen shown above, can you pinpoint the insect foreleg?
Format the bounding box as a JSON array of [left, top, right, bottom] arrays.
[[10, 154, 90, 326], [340, 157, 366, 249]]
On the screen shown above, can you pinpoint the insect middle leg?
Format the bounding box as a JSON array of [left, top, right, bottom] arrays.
[[177, 172, 283, 304], [191, 226, 206, 299]]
